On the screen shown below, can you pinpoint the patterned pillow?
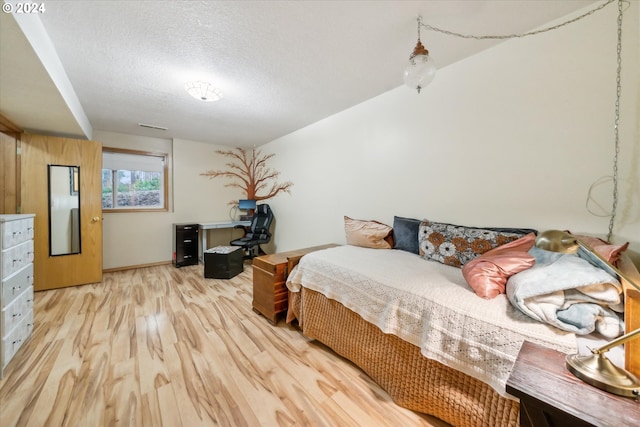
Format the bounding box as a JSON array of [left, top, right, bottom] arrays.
[[419, 220, 527, 267]]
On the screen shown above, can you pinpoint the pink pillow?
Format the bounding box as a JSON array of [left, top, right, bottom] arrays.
[[571, 233, 629, 265], [462, 233, 536, 299]]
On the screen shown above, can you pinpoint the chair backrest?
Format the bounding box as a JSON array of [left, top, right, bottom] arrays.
[[249, 204, 274, 236]]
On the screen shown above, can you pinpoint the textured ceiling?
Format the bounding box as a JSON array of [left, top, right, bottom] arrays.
[[1, 0, 599, 146]]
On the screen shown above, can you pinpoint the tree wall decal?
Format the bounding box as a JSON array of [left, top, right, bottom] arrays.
[[200, 147, 294, 203]]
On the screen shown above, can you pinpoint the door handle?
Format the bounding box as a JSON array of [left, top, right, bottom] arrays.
[[92, 216, 101, 223]]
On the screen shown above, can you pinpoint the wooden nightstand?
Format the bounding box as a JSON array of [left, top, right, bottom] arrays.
[[252, 244, 338, 324], [506, 341, 640, 427]]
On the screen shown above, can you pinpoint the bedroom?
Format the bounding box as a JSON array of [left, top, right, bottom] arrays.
[[1, 1, 639, 426]]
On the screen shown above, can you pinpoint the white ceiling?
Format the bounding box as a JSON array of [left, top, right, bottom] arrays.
[[0, 0, 599, 147]]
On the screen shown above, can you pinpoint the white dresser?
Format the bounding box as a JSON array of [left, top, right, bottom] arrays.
[[0, 214, 35, 379]]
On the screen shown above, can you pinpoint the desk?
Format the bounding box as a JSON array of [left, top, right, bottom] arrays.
[[199, 221, 251, 261]]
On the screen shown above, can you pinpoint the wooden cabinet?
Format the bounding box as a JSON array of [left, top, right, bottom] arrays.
[[506, 341, 640, 427], [252, 244, 338, 324], [1, 214, 35, 379], [173, 223, 199, 267]]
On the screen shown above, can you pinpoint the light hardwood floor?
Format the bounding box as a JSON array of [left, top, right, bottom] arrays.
[[0, 263, 450, 427]]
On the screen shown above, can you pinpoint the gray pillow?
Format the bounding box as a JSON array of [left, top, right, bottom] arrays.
[[393, 216, 421, 254]]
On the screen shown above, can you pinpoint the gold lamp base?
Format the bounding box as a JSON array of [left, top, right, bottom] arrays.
[[566, 353, 640, 398]]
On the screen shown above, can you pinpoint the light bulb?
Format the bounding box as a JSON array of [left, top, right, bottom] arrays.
[[404, 54, 436, 94]]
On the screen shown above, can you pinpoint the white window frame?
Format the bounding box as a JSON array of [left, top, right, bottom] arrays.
[[102, 147, 168, 212]]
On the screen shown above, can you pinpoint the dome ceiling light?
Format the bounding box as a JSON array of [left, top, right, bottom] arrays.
[[184, 81, 223, 102]]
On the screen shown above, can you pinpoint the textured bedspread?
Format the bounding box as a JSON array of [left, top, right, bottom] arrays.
[[287, 245, 577, 396]]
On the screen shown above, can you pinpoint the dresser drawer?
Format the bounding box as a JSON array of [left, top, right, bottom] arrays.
[[176, 228, 198, 239], [1, 309, 33, 370], [175, 224, 198, 241], [180, 240, 198, 254], [1, 217, 34, 249], [1, 286, 33, 338], [0, 214, 35, 379], [1, 240, 34, 278], [252, 255, 287, 274], [1, 263, 34, 308]]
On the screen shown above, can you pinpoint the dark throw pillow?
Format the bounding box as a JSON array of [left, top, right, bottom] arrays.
[[393, 216, 421, 254]]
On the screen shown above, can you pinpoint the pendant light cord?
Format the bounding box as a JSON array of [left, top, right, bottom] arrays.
[[419, 0, 626, 242], [421, 0, 615, 40], [607, 0, 624, 242]]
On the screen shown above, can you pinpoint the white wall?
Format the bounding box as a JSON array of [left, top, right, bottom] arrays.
[[172, 138, 248, 249], [96, 3, 639, 269], [96, 131, 246, 269], [95, 130, 174, 269], [264, 3, 640, 264]]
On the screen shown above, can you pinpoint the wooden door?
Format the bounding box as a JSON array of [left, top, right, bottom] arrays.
[[0, 131, 19, 213], [21, 134, 103, 290], [0, 114, 22, 214]]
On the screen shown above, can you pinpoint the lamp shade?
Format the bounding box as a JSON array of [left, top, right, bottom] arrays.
[[535, 230, 579, 254], [404, 40, 436, 93], [184, 81, 223, 102]]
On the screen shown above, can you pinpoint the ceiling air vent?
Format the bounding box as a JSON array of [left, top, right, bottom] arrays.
[[138, 123, 168, 131]]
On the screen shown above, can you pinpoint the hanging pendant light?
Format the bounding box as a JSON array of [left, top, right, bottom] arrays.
[[404, 16, 436, 93]]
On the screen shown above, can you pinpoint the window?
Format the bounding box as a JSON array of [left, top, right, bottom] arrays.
[[102, 148, 168, 212]]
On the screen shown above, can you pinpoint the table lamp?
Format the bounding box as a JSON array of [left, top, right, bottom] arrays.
[[535, 230, 640, 398]]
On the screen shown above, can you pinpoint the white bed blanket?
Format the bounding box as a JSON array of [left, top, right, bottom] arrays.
[[506, 251, 623, 338], [287, 245, 577, 397]]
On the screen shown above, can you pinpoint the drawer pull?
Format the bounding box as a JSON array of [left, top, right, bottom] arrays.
[[13, 285, 21, 291], [184, 239, 192, 243], [12, 313, 21, 318]]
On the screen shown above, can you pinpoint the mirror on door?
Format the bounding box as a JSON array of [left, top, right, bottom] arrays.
[[48, 164, 81, 256]]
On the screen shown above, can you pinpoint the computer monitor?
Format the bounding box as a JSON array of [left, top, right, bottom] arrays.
[[238, 199, 257, 211]]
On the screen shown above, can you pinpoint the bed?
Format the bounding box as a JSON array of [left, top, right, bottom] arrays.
[[284, 222, 640, 427]]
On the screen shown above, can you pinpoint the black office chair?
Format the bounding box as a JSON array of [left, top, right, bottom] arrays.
[[230, 203, 274, 258]]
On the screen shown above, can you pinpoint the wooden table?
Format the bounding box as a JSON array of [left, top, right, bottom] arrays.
[[251, 244, 338, 324], [506, 341, 640, 427]]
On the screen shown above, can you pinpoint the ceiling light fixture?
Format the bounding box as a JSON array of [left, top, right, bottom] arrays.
[[403, 1, 614, 95], [184, 81, 223, 102], [403, 16, 436, 94]]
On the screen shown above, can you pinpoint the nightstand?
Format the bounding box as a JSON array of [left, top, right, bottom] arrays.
[[252, 244, 338, 324], [506, 341, 640, 427]]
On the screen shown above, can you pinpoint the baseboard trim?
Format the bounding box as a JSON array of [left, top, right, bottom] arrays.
[[103, 260, 173, 274]]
